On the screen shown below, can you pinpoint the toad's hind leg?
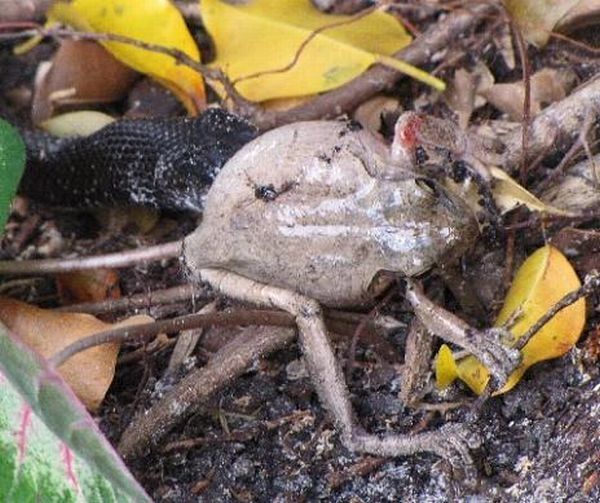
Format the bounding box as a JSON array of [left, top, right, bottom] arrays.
[[199, 268, 480, 482]]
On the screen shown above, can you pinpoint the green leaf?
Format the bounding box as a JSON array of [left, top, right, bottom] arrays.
[[0, 321, 151, 502], [0, 119, 26, 233]]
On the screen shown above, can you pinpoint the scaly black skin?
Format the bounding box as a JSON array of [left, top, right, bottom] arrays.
[[19, 109, 257, 212]]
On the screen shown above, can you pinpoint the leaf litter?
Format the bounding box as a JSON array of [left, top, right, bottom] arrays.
[[0, 0, 599, 500]]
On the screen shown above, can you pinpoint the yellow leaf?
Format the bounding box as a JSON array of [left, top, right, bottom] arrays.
[[489, 166, 573, 216], [435, 344, 459, 389], [504, 0, 582, 47], [201, 0, 444, 103], [436, 245, 586, 395], [48, 0, 205, 114]]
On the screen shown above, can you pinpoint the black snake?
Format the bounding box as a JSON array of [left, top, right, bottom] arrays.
[[19, 108, 257, 212]]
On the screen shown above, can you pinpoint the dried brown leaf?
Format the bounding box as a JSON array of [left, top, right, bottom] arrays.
[[0, 296, 151, 410], [32, 40, 138, 124]]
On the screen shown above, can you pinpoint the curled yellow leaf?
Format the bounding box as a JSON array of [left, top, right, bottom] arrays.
[[202, 0, 444, 103], [49, 0, 205, 114], [436, 245, 586, 395]]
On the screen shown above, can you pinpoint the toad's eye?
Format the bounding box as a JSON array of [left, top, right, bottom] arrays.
[[415, 146, 428, 165]]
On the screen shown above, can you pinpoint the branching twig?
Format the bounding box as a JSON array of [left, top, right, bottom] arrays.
[[535, 111, 595, 193], [0, 23, 259, 117], [250, 2, 499, 130], [232, 4, 377, 87], [0, 3, 497, 130]]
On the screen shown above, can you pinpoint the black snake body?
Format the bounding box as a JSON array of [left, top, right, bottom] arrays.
[[20, 109, 257, 212]]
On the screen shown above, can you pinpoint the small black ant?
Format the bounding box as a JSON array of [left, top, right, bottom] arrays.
[[253, 181, 296, 202]]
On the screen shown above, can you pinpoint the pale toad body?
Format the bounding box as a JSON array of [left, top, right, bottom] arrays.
[[184, 120, 478, 306], [181, 118, 520, 481]]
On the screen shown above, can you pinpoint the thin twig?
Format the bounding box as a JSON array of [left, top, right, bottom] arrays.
[[0, 23, 259, 117], [534, 112, 593, 193], [249, 1, 499, 129], [513, 270, 600, 352], [503, 75, 600, 168], [232, 5, 377, 87], [49, 308, 296, 368], [161, 409, 312, 453], [549, 31, 600, 55], [345, 287, 394, 382], [511, 20, 532, 184], [0, 4, 497, 130], [503, 208, 600, 232], [474, 270, 600, 405], [54, 284, 205, 314], [0, 240, 182, 275]]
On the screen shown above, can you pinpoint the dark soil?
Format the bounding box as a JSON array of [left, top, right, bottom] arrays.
[[102, 306, 599, 502]]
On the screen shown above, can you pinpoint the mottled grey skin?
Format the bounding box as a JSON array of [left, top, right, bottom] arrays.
[[184, 120, 479, 307]]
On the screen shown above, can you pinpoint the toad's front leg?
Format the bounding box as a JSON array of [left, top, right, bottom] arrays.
[[405, 279, 521, 386], [200, 269, 481, 482]]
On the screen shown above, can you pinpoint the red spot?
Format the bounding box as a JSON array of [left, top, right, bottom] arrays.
[[398, 114, 424, 149], [15, 406, 32, 465], [61, 443, 79, 492]]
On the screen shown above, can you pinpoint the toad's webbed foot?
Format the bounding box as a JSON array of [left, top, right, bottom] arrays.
[[199, 268, 480, 484], [405, 280, 522, 386], [348, 422, 480, 485], [466, 327, 521, 385]]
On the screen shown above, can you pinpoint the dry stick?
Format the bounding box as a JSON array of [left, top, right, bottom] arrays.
[[49, 308, 296, 368], [534, 112, 594, 193], [0, 240, 182, 275], [503, 208, 600, 232], [503, 75, 600, 168], [511, 20, 532, 184], [54, 284, 204, 314], [118, 325, 296, 459], [345, 286, 395, 382], [549, 31, 600, 55], [514, 271, 600, 352], [580, 114, 599, 188], [161, 409, 312, 453]]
